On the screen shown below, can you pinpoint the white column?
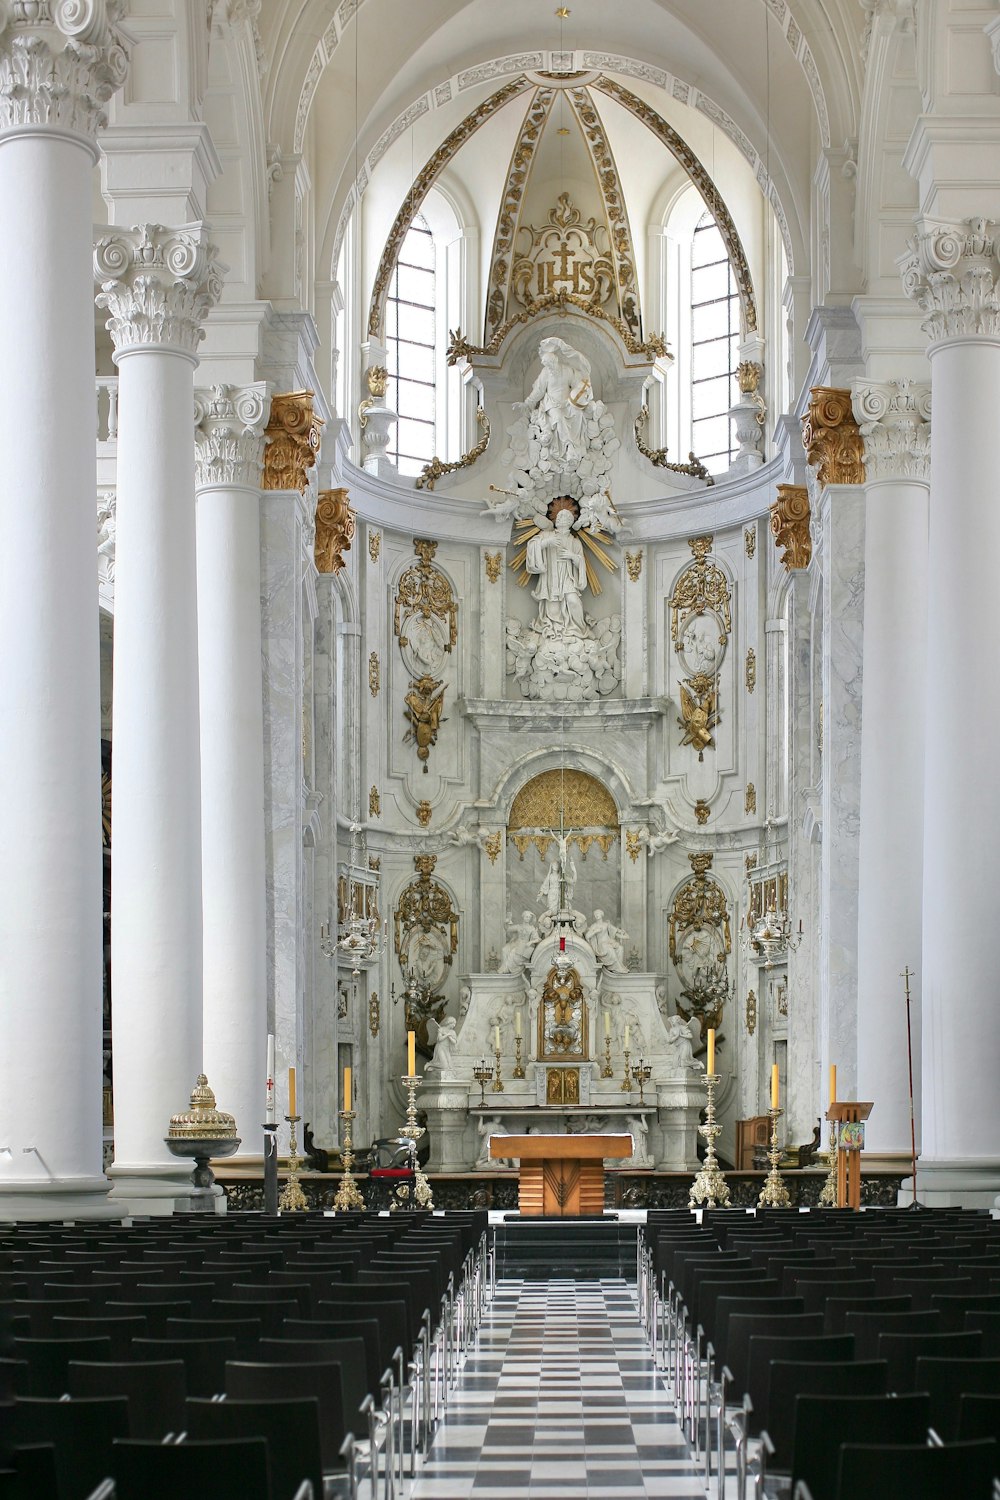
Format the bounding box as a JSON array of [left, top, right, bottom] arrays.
[[0, 3, 128, 1218], [900, 218, 1000, 1203], [852, 379, 930, 1160], [195, 384, 270, 1156], [95, 224, 225, 1210]]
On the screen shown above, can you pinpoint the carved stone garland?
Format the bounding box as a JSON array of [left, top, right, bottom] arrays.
[[668, 852, 732, 1036], [395, 539, 458, 773], [394, 854, 460, 1055], [669, 536, 732, 762]]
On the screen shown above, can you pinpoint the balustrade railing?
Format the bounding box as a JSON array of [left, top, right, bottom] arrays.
[[96, 377, 118, 443]]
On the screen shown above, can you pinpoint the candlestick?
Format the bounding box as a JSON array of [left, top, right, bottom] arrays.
[[493, 1023, 500, 1053], [399, 1072, 434, 1208], [288, 1067, 296, 1118], [689, 1068, 730, 1208], [332, 1107, 365, 1212], [819, 1117, 838, 1208], [513, 1033, 525, 1079], [472, 1058, 493, 1106], [407, 1030, 415, 1077], [279, 1113, 307, 1212], [492, 1040, 504, 1092], [601, 1032, 614, 1078], [266, 1034, 275, 1124], [758, 1107, 791, 1208], [770, 1063, 779, 1110], [707, 1027, 715, 1077], [621, 1047, 633, 1093], [633, 1057, 652, 1106]]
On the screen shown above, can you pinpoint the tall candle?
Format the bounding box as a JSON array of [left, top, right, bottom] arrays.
[[266, 1034, 275, 1124], [344, 1065, 352, 1113], [515, 1010, 522, 1037], [604, 1010, 610, 1038], [624, 1023, 630, 1051], [829, 1063, 837, 1106], [288, 1066, 296, 1117], [407, 1030, 416, 1076], [707, 1028, 715, 1077], [494, 1024, 500, 1053], [770, 1063, 779, 1110]]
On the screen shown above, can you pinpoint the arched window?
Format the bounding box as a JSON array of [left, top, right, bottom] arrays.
[[385, 213, 436, 475], [690, 212, 739, 471]]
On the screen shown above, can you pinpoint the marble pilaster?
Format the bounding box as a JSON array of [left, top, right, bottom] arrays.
[[0, 0, 128, 1219], [900, 217, 1000, 1201], [195, 383, 270, 1159], [852, 378, 930, 1159], [95, 221, 225, 1210]]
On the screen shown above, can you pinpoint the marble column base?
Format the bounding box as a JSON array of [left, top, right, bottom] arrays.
[[899, 1158, 1000, 1209], [0, 1175, 118, 1223], [652, 1082, 704, 1171], [107, 1163, 228, 1217]]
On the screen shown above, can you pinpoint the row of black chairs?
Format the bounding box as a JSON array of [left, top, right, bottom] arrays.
[[639, 1204, 1000, 1500], [1, 1207, 491, 1500]]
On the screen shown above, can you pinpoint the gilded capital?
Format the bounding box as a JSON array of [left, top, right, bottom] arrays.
[[95, 223, 226, 359], [899, 216, 1000, 343], [769, 484, 812, 571], [801, 386, 865, 486], [0, 0, 129, 142], [851, 378, 931, 484], [315, 487, 355, 575], [262, 391, 324, 493], [194, 383, 269, 491]]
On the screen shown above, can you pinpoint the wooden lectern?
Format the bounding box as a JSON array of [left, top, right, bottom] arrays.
[[826, 1101, 873, 1210], [491, 1133, 633, 1216]]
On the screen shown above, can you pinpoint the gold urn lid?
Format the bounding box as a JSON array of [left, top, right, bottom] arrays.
[[167, 1074, 238, 1140]]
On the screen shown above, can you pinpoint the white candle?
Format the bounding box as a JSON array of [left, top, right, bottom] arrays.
[[494, 1024, 500, 1053], [604, 1011, 610, 1038], [265, 1033, 275, 1124], [624, 1023, 630, 1051], [515, 1010, 522, 1037]]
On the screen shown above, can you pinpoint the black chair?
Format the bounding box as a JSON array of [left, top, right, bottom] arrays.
[[958, 1391, 1000, 1442], [931, 1290, 1000, 1332], [110, 1435, 275, 1500], [827, 1437, 997, 1500], [51, 1314, 147, 1358], [758, 1359, 887, 1482], [131, 1336, 236, 1398], [12, 1335, 112, 1397], [789, 1392, 930, 1500], [965, 1309, 1000, 1355], [889, 1275, 976, 1311], [257, 1337, 370, 1419], [225, 1359, 348, 1473], [281, 1318, 384, 1400], [1, 1443, 59, 1500], [230, 1282, 313, 1318], [211, 1297, 300, 1338], [166, 1315, 263, 1359], [67, 1359, 186, 1440], [183, 1396, 324, 1500], [11, 1299, 90, 1335], [915, 1354, 1000, 1441], [103, 1298, 192, 1336], [843, 1308, 942, 1363], [11, 1395, 129, 1500], [823, 1293, 911, 1334], [877, 1328, 982, 1392]]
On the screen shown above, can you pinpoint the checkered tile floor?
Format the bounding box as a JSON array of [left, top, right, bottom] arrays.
[[410, 1278, 710, 1498]]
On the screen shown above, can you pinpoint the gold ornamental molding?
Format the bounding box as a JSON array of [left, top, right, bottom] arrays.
[[485, 86, 558, 339], [593, 75, 758, 335], [448, 290, 667, 367], [484, 551, 503, 584], [368, 652, 380, 698], [416, 408, 491, 491], [395, 539, 458, 775], [634, 405, 713, 484], [263, 391, 324, 493], [668, 850, 732, 1034], [368, 530, 381, 563], [745, 648, 756, 694], [744, 526, 756, 559], [507, 768, 619, 864], [745, 783, 757, 815], [368, 76, 534, 340], [769, 484, 812, 571], [314, 488, 355, 574], [625, 550, 643, 582], [801, 386, 865, 487]]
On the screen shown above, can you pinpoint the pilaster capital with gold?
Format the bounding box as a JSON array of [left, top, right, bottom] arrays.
[[851, 378, 931, 484], [315, 488, 355, 575], [898, 216, 1000, 345], [0, 0, 129, 146], [769, 484, 812, 571], [193, 382, 270, 492], [94, 222, 226, 361], [801, 386, 866, 487], [262, 390, 324, 493]]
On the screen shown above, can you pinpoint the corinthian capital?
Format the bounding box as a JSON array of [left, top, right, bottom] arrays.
[[194, 383, 270, 491], [0, 0, 129, 142], [801, 386, 866, 486], [263, 391, 324, 493], [94, 223, 226, 360], [898, 217, 1000, 343], [851, 378, 931, 483]]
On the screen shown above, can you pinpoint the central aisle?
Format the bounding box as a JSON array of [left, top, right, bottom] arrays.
[[411, 1278, 707, 1498]]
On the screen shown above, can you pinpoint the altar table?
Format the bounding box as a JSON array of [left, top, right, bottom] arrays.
[[491, 1132, 633, 1216]]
